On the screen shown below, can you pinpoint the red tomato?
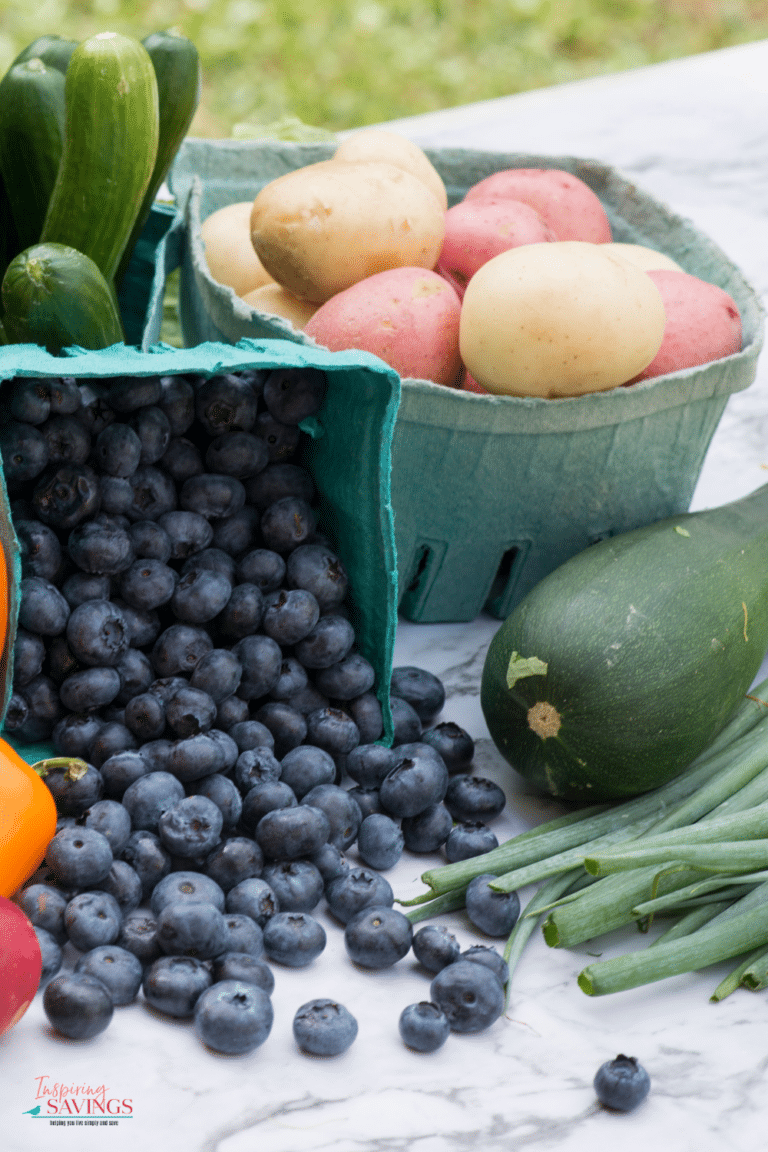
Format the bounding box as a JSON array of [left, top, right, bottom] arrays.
[[0, 896, 41, 1036]]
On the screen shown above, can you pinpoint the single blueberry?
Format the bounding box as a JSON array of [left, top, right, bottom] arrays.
[[421, 722, 475, 774], [155, 900, 229, 959], [35, 926, 64, 983], [301, 784, 362, 851], [17, 883, 69, 944], [315, 653, 375, 701], [121, 771, 185, 833], [286, 544, 348, 612], [389, 695, 423, 745], [241, 780, 298, 830], [594, 1055, 651, 1112], [292, 998, 357, 1056], [204, 836, 263, 892], [262, 910, 326, 967], [235, 548, 286, 593], [357, 813, 404, 871], [157, 795, 224, 857], [142, 955, 212, 1017], [212, 952, 273, 993], [344, 744, 397, 790], [43, 971, 114, 1039], [399, 1001, 451, 1052], [64, 890, 123, 951], [192, 774, 244, 830], [379, 743, 449, 819], [194, 979, 274, 1055], [465, 873, 521, 937], [93, 859, 144, 914], [45, 826, 113, 888], [326, 867, 394, 925], [150, 870, 226, 915], [412, 925, 461, 973], [219, 915, 265, 959], [461, 945, 509, 986], [344, 905, 413, 969], [445, 775, 507, 823], [118, 909, 162, 965], [190, 648, 243, 702], [121, 830, 171, 899], [444, 822, 499, 863], [279, 744, 335, 800], [19, 576, 70, 635], [82, 799, 132, 855], [261, 860, 325, 912], [305, 707, 360, 759], [429, 960, 505, 1033], [254, 701, 307, 758], [401, 802, 454, 854], [254, 805, 331, 861], [390, 666, 446, 723], [75, 945, 144, 1006], [225, 877, 279, 926], [244, 461, 314, 511]]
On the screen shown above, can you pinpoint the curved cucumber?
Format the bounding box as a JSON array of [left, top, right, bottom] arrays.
[[0, 58, 66, 250], [40, 31, 159, 284], [481, 484, 768, 802], [116, 29, 200, 286], [11, 35, 79, 74], [2, 242, 125, 353]]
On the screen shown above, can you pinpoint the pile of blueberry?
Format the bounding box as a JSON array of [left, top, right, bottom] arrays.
[[1, 366, 512, 1057]]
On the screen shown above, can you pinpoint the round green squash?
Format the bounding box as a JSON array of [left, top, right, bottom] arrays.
[[481, 483, 768, 803]]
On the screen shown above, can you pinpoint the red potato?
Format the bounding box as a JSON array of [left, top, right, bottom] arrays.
[[464, 168, 612, 243], [305, 267, 462, 387], [437, 199, 557, 299], [630, 269, 742, 382], [461, 370, 490, 394], [0, 896, 41, 1037]]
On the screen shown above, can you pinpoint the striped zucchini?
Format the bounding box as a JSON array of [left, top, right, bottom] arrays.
[[40, 31, 159, 284]]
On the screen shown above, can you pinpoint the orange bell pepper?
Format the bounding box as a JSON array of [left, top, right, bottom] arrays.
[[0, 739, 58, 898]]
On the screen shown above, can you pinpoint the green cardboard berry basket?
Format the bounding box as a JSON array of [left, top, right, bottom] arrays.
[[0, 339, 401, 757], [167, 139, 766, 624]]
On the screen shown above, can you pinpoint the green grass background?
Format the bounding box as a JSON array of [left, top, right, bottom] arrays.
[[2, 1, 768, 137]]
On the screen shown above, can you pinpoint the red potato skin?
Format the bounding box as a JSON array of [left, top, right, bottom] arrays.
[[630, 269, 742, 382], [464, 168, 612, 243], [0, 897, 41, 1037], [461, 369, 490, 394], [437, 199, 557, 299], [305, 267, 462, 386]]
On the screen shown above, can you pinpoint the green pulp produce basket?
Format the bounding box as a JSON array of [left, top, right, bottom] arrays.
[[0, 339, 401, 754], [168, 139, 765, 624]]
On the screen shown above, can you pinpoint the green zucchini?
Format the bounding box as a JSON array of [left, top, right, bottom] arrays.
[[116, 29, 200, 287], [0, 58, 66, 250], [481, 484, 768, 803], [2, 242, 125, 353], [11, 35, 79, 75], [0, 170, 22, 285], [40, 31, 159, 284]]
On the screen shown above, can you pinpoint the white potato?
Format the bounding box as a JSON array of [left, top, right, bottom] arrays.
[[249, 159, 445, 303], [200, 202, 275, 296], [606, 242, 684, 273], [241, 283, 319, 330], [459, 241, 666, 398], [334, 128, 448, 210]]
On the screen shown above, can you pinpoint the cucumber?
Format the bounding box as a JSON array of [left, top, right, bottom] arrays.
[[2, 242, 125, 353], [0, 58, 66, 250], [116, 29, 200, 287], [40, 31, 159, 284], [11, 35, 79, 74], [480, 484, 768, 802], [0, 170, 22, 285]]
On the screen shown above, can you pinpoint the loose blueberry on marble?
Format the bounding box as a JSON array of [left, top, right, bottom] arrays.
[[43, 971, 114, 1039], [444, 821, 500, 863], [142, 955, 212, 1018], [292, 998, 358, 1056], [344, 906, 413, 969], [464, 874, 521, 937], [411, 925, 461, 973], [194, 979, 274, 1055], [398, 1001, 451, 1053], [593, 1055, 651, 1111], [429, 960, 505, 1033], [262, 911, 327, 966]]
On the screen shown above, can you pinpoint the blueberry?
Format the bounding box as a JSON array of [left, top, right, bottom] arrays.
[[142, 955, 212, 1017], [215, 693, 250, 730], [262, 588, 320, 645], [45, 826, 113, 888], [126, 465, 176, 521], [464, 874, 521, 937], [326, 866, 394, 925], [261, 860, 324, 912], [59, 666, 121, 712], [254, 701, 307, 757], [82, 798, 132, 855], [204, 836, 263, 891], [219, 915, 265, 959], [205, 431, 269, 478], [159, 509, 216, 560], [225, 877, 279, 926], [305, 707, 360, 759], [194, 979, 273, 1054], [192, 774, 244, 830], [161, 436, 205, 482], [263, 367, 326, 424], [294, 614, 355, 669], [75, 945, 144, 1005], [35, 926, 64, 983], [165, 686, 217, 738], [43, 971, 114, 1039], [15, 673, 64, 741], [310, 841, 349, 884], [124, 692, 167, 743], [13, 628, 46, 686], [121, 830, 171, 898], [279, 744, 335, 799], [128, 519, 173, 562], [286, 544, 348, 611], [113, 599, 161, 648], [379, 743, 449, 819], [93, 859, 143, 914], [211, 505, 262, 556], [389, 695, 422, 745], [232, 633, 282, 699], [301, 783, 362, 850], [262, 910, 326, 967], [444, 822, 499, 862], [344, 745, 397, 790], [158, 374, 196, 435], [117, 909, 162, 964], [235, 548, 286, 592], [151, 623, 213, 677], [461, 945, 509, 986], [399, 1002, 451, 1052], [104, 374, 163, 413], [0, 420, 49, 486], [195, 373, 259, 435], [100, 475, 135, 516], [87, 720, 138, 767], [260, 496, 316, 553], [234, 746, 282, 792], [171, 566, 232, 623], [254, 409, 300, 461], [94, 422, 143, 476], [421, 722, 475, 773], [230, 719, 275, 753], [215, 581, 265, 639], [345, 786, 382, 821], [390, 666, 446, 723], [255, 805, 331, 861], [244, 461, 314, 511], [285, 683, 329, 717], [98, 750, 148, 798], [429, 960, 505, 1033], [17, 883, 69, 944], [180, 473, 246, 520], [19, 576, 70, 635], [241, 780, 297, 829], [401, 802, 453, 853], [122, 771, 185, 833], [3, 692, 29, 734], [48, 377, 81, 416], [10, 378, 50, 424], [444, 775, 507, 823], [412, 925, 461, 973], [119, 558, 177, 610], [594, 1055, 651, 1111], [344, 905, 413, 969], [114, 647, 154, 704], [345, 691, 384, 743], [64, 890, 123, 951], [129, 404, 171, 464], [357, 813, 404, 870], [157, 795, 224, 857], [156, 900, 229, 959], [66, 598, 129, 666], [33, 463, 101, 530], [212, 952, 273, 993], [16, 519, 63, 581], [292, 998, 357, 1056]]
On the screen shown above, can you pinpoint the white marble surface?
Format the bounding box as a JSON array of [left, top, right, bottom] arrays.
[[6, 39, 768, 1152]]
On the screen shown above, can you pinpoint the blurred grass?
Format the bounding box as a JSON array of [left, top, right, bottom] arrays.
[[2, 1, 768, 137]]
